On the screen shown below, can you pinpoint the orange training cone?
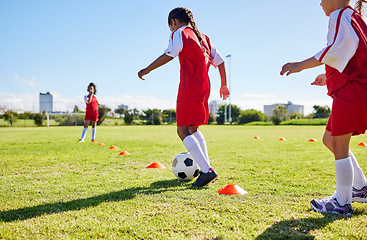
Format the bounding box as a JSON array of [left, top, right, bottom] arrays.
[[119, 151, 131, 156], [308, 138, 318, 142], [254, 136, 260, 139], [98, 142, 105, 146], [357, 142, 367, 146], [217, 184, 248, 195], [147, 162, 166, 169], [279, 137, 286, 141], [109, 146, 119, 150]]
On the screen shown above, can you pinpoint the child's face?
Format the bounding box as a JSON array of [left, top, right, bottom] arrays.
[[88, 86, 94, 94]]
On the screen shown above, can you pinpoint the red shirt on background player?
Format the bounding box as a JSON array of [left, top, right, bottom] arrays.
[[79, 82, 99, 143], [138, 7, 229, 187], [281, 0, 367, 215]]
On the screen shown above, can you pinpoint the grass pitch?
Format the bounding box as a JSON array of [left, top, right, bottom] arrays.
[[0, 125, 366, 239]]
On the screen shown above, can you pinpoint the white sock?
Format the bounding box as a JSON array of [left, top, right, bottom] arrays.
[[334, 157, 353, 205], [80, 128, 88, 141], [349, 151, 367, 190], [193, 130, 209, 161], [92, 128, 96, 141], [183, 135, 211, 173]]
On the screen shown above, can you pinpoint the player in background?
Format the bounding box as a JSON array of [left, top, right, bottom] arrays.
[[138, 7, 230, 187], [281, 0, 367, 215], [79, 82, 99, 143]]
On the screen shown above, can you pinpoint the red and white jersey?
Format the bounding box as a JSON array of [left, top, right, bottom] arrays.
[[314, 6, 367, 95], [165, 26, 224, 100], [84, 95, 99, 113]]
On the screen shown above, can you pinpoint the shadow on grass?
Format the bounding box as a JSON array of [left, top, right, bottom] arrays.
[[0, 179, 189, 222], [255, 209, 365, 240]]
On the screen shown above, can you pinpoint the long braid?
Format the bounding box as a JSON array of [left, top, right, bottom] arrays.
[[168, 7, 207, 55], [355, 0, 367, 16]]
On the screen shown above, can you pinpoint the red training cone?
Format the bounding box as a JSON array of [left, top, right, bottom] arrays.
[[98, 142, 105, 146], [147, 162, 166, 169], [254, 136, 260, 139], [279, 137, 286, 141], [357, 142, 367, 146], [217, 184, 248, 195], [109, 146, 119, 150], [308, 138, 318, 142], [119, 151, 131, 156]]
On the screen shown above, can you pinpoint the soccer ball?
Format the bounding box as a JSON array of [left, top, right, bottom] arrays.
[[172, 152, 200, 180]]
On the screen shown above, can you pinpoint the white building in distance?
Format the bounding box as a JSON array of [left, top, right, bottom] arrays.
[[39, 92, 53, 113], [264, 101, 304, 116], [209, 100, 225, 117]]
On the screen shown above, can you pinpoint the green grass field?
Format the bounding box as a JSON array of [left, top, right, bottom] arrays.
[[0, 125, 366, 239]]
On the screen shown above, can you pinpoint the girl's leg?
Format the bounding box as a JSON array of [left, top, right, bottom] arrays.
[[91, 121, 97, 141], [191, 127, 209, 161], [324, 130, 367, 191], [80, 120, 90, 142], [331, 133, 353, 205], [178, 126, 211, 173]]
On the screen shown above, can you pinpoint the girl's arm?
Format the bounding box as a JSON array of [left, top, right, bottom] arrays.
[[86, 94, 93, 104], [138, 54, 173, 80], [280, 57, 323, 76], [218, 62, 230, 100]]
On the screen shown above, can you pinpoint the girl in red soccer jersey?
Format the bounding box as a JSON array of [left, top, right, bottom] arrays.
[[138, 7, 230, 187], [79, 82, 99, 143], [281, 0, 367, 215]]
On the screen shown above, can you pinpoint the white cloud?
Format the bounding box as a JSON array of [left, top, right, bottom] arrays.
[[13, 75, 41, 88]]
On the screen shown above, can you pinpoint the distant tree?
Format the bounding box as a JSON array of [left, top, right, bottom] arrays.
[[238, 109, 267, 124], [97, 105, 111, 125], [73, 105, 79, 113], [114, 108, 125, 118], [216, 104, 241, 125], [271, 105, 288, 125], [33, 113, 44, 126], [124, 110, 134, 125], [289, 112, 304, 119], [3, 111, 18, 126], [18, 112, 33, 119], [313, 105, 330, 118], [162, 109, 176, 123], [142, 109, 162, 125], [208, 112, 216, 124]]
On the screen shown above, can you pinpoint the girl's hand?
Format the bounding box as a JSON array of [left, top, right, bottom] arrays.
[[138, 68, 150, 80], [311, 74, 326, 86], [280, 62, 303, 76], [220, 85, 230, 100]]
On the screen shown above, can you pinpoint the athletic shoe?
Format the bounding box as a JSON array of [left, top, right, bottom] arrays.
[[91, 140, 97, 143], [310, 197, 353, 215], [352, 186, 367, 203], [192, 168, 218, 187], [78, 139, 84, 143]]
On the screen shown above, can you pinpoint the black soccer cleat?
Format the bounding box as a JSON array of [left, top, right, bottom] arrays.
[[192, 168, 218, 187]]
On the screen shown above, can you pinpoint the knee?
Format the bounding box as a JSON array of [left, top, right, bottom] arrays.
[[322, 134, 331, 148]]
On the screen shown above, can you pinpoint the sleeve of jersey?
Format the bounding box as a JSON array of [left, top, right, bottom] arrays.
[[164, 30, 183, 58], [314, 12, 359, 73], [210, 44, 225, 68], [84, 95, 88, 104]]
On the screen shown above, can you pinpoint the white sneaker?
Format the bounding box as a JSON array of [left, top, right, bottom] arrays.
[[78, 139, 84, 143]]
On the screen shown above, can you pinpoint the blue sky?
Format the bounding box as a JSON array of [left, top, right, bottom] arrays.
[[1, 0, 343, 114]]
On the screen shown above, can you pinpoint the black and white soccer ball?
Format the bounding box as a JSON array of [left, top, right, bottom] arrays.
[[172, 152, 200, 180]]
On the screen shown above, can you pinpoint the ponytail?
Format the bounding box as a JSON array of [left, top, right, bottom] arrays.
[[355, 0, 367, 15], [168, 7, 206, 54]]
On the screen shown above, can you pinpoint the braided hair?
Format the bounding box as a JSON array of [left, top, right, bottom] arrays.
[[355, 0, 367, 15], [168, 7, 206, 54]]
